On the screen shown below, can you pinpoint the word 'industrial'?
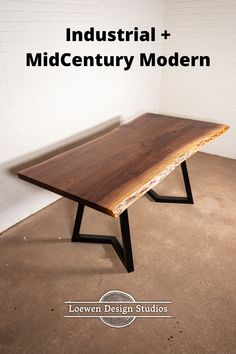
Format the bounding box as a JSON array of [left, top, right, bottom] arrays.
[[26, 52, 210, 70], [65, 27, 156, 42]]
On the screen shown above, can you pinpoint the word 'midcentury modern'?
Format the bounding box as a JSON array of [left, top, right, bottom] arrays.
[[26, 52, 210, 70]]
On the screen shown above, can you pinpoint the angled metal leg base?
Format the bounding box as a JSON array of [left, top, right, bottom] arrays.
[[71, 204, 134, 273], [147, 161, 194, 204]]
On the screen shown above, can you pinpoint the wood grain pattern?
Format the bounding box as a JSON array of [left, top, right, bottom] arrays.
[[18, 113, 229, 217]]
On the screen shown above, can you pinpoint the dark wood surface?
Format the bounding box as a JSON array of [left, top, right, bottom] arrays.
[[18, 113, 229, 217]]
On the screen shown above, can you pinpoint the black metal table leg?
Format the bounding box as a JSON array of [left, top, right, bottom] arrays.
[[71, 160, 194, 272], [71, 204, 134, 273], [146, 160, 194, 204], [120, 210, 134, 272]]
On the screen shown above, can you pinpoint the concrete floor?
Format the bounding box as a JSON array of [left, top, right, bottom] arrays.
[[0, 152, 236, 354]]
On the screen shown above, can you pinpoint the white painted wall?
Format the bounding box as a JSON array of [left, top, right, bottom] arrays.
[[0, 0, 164, 232], [160, 0, 236, 159]]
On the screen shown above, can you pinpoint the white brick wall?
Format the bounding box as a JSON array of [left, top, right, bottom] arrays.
[[160, 0, 236, 159], [0, 0, 164, 231]]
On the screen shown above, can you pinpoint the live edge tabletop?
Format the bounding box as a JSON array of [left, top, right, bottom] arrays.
[[18, 113, 229, 217]]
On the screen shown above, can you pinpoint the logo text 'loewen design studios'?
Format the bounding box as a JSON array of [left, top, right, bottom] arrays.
[[64, 290, 172, 328]]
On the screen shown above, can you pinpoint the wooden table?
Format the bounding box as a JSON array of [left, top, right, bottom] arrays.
[[18, 113, 229, 272]]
